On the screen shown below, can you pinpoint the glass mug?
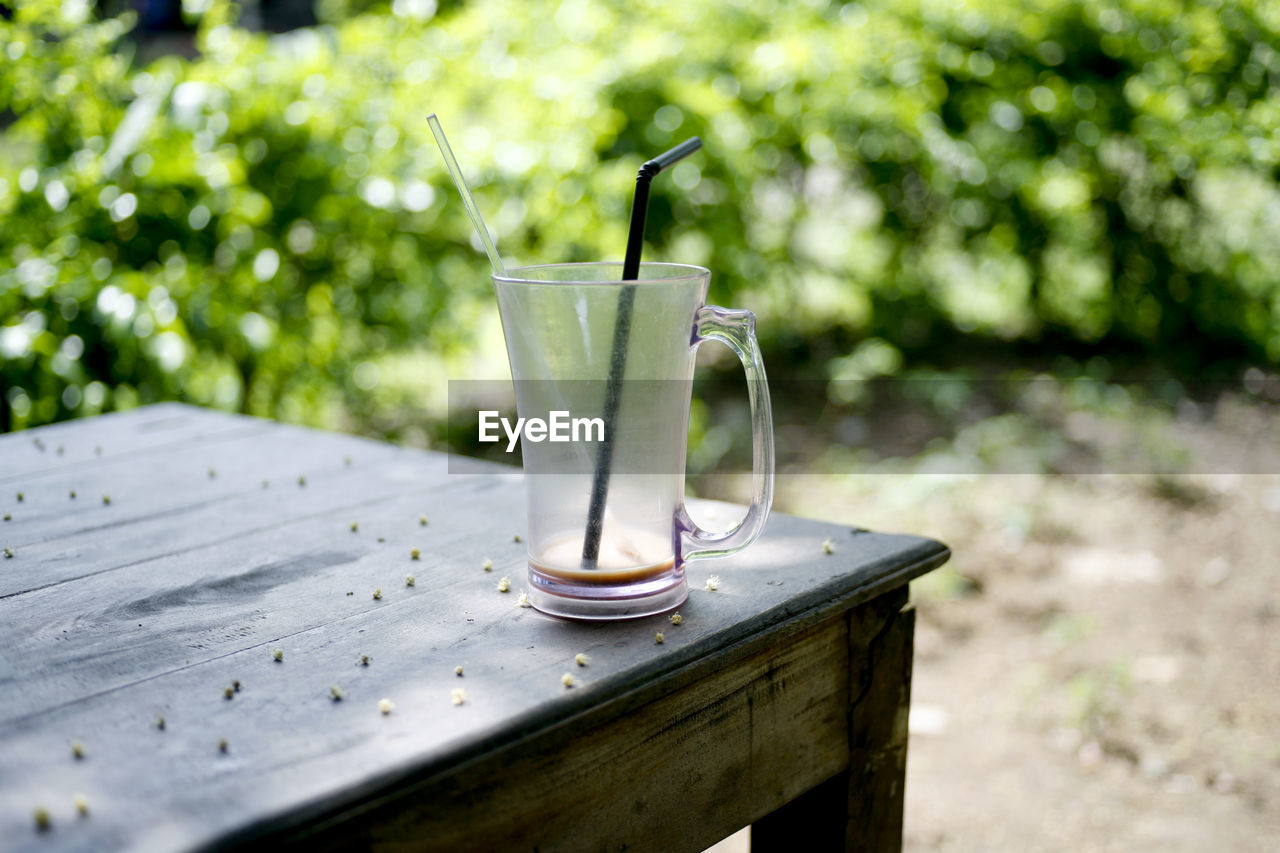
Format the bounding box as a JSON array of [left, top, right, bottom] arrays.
[[493, 262, 774, 620]]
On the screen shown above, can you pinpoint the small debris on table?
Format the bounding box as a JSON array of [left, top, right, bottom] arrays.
[[496, 576, 510, 593], [330, 685, 345, 701], [405, 574, 416, 587], [71, 741, 85, 759], [561, 673, 575, 689], [454, 665, 464, 676], [350, 521, 359, 532], [517, 590, 531, 607], [822, 538, 835, 554], [419, 515, 429, 526], [3, 547, 12, 559], [655, 632, 665, 645], [410, 548, 420, 560], [705, 575, 720, 591], [208, 469, 216, 479], [359, 654, 371, 666], [297, 476, 307, 487], [668, 612, 682, 626], [102, 495, 111, 505], [272, 648, 284, 662], [482, 558, 493, 572], [155, 716, 166, 731], [378, 698, 394, 715], [2, 513, 9, 521], [73, 794, 89, 816], [513, 534, 522, 543], [223, 686, 234, 700], [16, 492, 24, 502], [33, 807, 50, 831], [69, 490, 76, 500], [218, 738, 229, 753], [344, 455, 352, 467], [232, 680, 241, 693], [372, 588, 382, 600], [451, 688, 466, 706], [575, 653, 588, 667]]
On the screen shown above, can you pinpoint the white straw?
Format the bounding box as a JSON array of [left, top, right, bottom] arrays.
[[432, 113, 506, 275], [427, 113, 506, 275]]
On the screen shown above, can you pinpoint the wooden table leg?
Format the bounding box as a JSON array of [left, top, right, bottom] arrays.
[[753, 587, 915, 853]]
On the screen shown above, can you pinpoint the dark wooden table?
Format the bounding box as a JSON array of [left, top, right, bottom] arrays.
[[0, 404, 949, 852]]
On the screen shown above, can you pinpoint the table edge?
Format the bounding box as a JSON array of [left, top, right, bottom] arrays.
[[198, 537, 950, 852]]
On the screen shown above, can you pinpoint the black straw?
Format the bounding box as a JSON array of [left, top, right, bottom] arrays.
[[581, 136, 703, 568]]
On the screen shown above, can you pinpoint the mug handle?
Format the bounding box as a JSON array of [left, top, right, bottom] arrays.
[[677, 305, 775, 561]]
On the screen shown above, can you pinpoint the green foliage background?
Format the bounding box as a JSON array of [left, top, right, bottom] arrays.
[[3, 0, 1279, 436]]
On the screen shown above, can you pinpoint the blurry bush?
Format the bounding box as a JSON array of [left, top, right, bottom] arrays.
[[3, 0, 1279, 433]]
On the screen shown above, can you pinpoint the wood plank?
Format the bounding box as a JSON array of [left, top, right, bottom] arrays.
[[0, 423, 436, 598], [275, 611, 859, 853], [0, 405, 949, 853], [0, 410, 410, 527], [0, 476, 942, 726], [845, 591, 914, 852], [0, 404, 264, 483], [751, 588, 912, 853], [0, 475, 516, 723]]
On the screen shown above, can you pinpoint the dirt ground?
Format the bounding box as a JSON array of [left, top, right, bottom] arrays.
[[710, 393, 1280, 851]]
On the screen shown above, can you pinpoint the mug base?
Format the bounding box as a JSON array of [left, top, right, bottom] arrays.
[[527, 563, 688, 622]]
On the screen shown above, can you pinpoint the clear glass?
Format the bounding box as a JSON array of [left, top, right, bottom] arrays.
[[493, 262, 774, 620]]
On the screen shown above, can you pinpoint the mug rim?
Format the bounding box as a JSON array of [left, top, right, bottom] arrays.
[[493, 261, 710, 286]]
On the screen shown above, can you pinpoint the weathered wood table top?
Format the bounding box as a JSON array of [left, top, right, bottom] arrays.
[[0, 404, 949, 852]]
